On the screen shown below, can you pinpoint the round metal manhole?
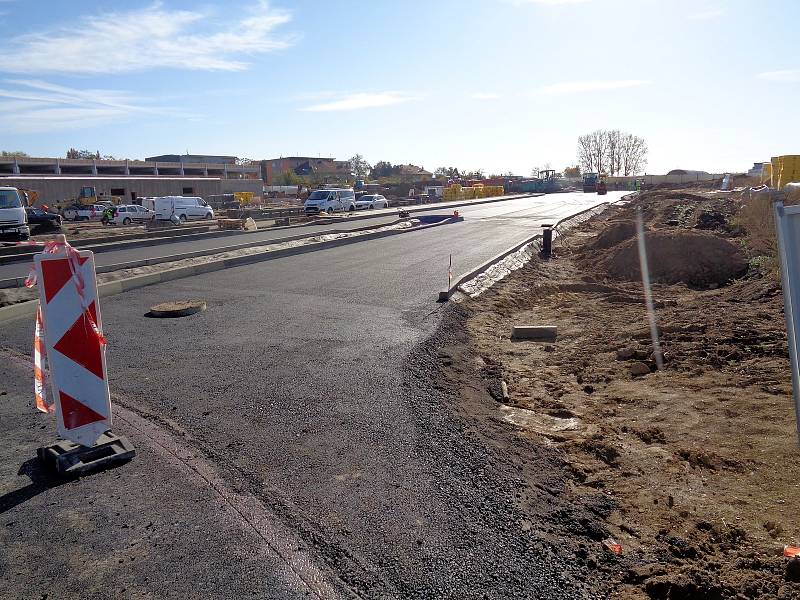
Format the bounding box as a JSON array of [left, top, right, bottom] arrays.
[[146, 300, 207, 318]]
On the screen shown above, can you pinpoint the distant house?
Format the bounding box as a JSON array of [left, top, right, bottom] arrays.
[[261, 156, 352, 184], [396, 164, 433, 181]]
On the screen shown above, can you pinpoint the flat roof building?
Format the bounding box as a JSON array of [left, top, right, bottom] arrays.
[[0, 155, 259, 179], [145, 154, 238, 165]]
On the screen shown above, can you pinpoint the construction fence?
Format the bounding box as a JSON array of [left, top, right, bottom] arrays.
[[442, 184, 505, 201]]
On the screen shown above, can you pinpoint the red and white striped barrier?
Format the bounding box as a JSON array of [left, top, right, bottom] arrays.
[[31, 237, 111, 447], [33, 306, 52, 414]]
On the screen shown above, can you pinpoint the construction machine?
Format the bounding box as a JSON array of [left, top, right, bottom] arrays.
[[16, 188, 39, 207], [54, 186, 123, 213], [538, 169, 560, 193], [583, 173, 598, 193], [597, 173, 608, 196]]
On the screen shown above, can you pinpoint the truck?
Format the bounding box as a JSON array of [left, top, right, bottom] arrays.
[[0, 187, 31, 240], [583, 173, 598, 193]]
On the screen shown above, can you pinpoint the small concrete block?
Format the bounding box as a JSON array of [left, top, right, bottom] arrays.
[[38, 432, 136, 476], [438, 290, 451, 302], [511, 325, 558, 341]]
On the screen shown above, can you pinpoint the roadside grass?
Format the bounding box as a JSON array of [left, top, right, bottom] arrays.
[[735, 188, 800, 279]]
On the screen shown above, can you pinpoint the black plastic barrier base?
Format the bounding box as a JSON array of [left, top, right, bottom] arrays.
[[38, 431, 136, 476]]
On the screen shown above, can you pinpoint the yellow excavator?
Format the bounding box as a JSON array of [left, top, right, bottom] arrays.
[[54, 186, 123, 213]]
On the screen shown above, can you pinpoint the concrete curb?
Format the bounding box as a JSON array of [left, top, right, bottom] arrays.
[[0, 218, 417, 289], [0, 225, 211, 259], [0, 216, 464, 325], [438, 201, 611, 301]]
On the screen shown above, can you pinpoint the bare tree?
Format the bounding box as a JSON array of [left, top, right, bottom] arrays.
[[591, 130, 610, 174], [578, 130, 648, 176], [577, 134, 594, 173], [606, 129, 622, 176], [621, 134, 648, 176]]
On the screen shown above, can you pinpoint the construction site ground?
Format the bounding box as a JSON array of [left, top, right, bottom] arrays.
[[439, 188, 800, 598]]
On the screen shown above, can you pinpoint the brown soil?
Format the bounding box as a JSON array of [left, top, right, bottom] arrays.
[[449, 189, 800, 598], [594, 230, 749, 287], [590, 220, 637, 250]]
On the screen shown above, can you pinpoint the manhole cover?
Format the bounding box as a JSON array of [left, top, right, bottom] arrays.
[[147, 300, 207, 318]]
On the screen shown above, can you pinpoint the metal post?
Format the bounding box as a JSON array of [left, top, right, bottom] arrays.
[[636, 209, 664, 370], [773, 202, 800, 441]]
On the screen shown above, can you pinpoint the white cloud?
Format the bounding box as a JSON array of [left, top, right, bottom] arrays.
[[0, 79, 170, 133], [688, 8, 724, 20], [300, 92, 414, 112], [758, 69, 800, 83], [471, 93, 501, 100], [541, 79, 650, 94], [0, 1, 293, 74]]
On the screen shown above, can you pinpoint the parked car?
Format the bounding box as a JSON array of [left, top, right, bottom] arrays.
[[141, 196, 214, 221], [25, 207, 62, 231], [62, 203, 105, 221], [108, 204, 155, 225], [303, 188, 356, 214], [354, 194, 389, 210]]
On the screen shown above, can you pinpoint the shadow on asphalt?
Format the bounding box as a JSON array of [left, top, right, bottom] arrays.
[[0, 457, 65, 513]]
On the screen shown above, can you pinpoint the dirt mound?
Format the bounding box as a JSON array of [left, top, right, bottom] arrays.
[[588, 220, 636, 249], [598, 230, 748, 287]]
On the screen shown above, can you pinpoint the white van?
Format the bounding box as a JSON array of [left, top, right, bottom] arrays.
[[143, 196, 214, 222], [304, 189, 356, 215], [0, 187, 30, 240]]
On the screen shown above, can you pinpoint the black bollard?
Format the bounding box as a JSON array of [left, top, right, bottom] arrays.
[[541, 225, 553, 258]]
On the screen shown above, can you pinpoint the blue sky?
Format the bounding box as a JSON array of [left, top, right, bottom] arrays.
[[0, 0, 798, 175]]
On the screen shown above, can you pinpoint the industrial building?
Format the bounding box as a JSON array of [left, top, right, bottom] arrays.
[[0, 155, 262, 204]]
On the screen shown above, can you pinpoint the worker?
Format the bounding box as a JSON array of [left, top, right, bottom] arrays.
[[101, 205, 114, 225]]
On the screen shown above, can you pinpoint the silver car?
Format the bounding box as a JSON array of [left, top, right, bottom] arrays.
[[109, 204, 155, 225]]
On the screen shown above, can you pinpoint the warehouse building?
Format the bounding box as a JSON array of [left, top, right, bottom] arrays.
[[0, 176, 223, 206], [0, 155, 263, 204]]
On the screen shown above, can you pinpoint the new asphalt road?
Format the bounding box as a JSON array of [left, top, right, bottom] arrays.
[[4, 193, 577, 281], [0, 192, 625, 599]]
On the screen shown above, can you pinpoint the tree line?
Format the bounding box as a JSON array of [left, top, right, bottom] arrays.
[[577, 130, 647, 176]]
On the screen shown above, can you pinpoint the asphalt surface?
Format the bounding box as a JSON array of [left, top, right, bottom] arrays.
[[1, 192, 625, 598], [0, 197, 536, 279], [2, 194, 540, 281]]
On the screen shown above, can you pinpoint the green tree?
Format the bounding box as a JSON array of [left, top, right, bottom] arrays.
[[1, 150, 29, 157], [277, 170, 306, 186], [435, 167, 461, 178], [66, 148, 101, 159], [372, 161, 397, 178], [348, 154, 371, 179]]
